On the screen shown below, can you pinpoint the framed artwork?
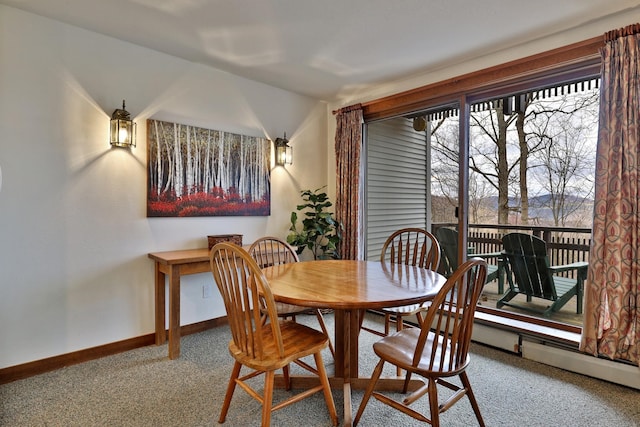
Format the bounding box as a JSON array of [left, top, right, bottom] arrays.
[[147, 119, 271, 217]]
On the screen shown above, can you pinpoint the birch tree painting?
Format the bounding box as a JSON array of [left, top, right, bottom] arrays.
[[147, 119, 271, 217]]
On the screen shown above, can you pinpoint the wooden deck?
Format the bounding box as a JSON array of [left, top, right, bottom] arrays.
[[479, 276, 583, 327]]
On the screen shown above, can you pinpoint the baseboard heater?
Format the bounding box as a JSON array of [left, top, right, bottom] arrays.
[[472, 323, 521, 353], [521, 340, 640, 390]]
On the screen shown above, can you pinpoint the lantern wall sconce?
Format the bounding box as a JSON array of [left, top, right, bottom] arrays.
[[412, 115, 426, 132], [110, 100, 136, 148], [274, 132, 293, 166]]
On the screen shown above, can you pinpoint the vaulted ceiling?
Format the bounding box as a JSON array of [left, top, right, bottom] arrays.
[[2, 0, 638, 101]]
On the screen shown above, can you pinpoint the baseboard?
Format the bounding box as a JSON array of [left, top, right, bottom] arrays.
[[522, 340, 640, 390], [0, 317, 227, 385], [472, 323, 521, 353]]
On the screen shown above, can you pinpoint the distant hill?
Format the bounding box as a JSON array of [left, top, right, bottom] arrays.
[[483, 194, 593, 223], [431, 193, 594, 226]]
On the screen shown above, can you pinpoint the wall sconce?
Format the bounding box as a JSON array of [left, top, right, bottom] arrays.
[[274, 132, 293, 166], [110, 100, 136, 148]]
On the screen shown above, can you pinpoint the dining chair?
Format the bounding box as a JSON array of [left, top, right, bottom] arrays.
[[210, 242, 338, 427], [248, 236, 334, 359], [354, 258, 488, 427], [361, 228, 441, 337]]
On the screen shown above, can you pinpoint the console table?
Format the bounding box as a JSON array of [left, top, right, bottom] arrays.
[[148, 247, 242, 359]]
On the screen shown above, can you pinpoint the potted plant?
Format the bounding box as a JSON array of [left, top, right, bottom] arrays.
[[287, 187, 342, 260]]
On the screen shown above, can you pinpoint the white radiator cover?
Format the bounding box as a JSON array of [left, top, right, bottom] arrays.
[[471, 321, 640, 390], [472, 323, 520, 353], [521, 340, 640, 390]]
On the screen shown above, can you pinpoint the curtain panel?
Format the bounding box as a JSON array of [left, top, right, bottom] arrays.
[[580, 24, 640, 365], [334, 105, 363, 260]]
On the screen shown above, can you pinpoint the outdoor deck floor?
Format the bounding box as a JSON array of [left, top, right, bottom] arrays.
[[479, 277, 583, 327]]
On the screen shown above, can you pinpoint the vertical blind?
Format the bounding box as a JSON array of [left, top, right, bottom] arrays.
[[365, 117, 429, 259]]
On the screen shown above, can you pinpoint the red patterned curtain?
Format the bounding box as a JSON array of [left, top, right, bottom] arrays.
[[580, 24, 640, 365], [334, 104, 363, 260]]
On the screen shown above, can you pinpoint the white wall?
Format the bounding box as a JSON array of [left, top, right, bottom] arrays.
[[0, 6, 328, 368]]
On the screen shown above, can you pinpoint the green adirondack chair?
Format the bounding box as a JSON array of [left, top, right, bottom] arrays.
[[498, 232, 588, 317], [436, 227, 504, 293]]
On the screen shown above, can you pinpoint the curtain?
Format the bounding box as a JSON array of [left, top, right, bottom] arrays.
[[580, 24, 640, 365], [334, 104, 363, 260]]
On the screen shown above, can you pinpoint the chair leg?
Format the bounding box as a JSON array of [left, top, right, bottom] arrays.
[[262, 370, 275, 427], [402, 370, 414, 394], [357, 309, 365, 329], [219, 361, 242, 423], [353, 358, 385, 426], [404, 309, 425, 389], [384, 313, 392, 335], [396, 315, 404, 376], [427, 378, 440, 427], [415, 311, 424, 327], [496, 290, 517, 308], [282, 364, 291, 390], [460, 371, 485, 427], [314, 351, 339, 426], [315, 310, 335, 359]]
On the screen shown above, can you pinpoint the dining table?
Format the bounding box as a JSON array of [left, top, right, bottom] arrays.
[[261, 259, 447, 427]]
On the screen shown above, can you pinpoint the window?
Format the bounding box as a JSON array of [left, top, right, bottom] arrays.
[[362, 37, 602, 334]]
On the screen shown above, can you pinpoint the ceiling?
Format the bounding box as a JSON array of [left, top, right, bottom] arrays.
[[2, 0, 639, 101]]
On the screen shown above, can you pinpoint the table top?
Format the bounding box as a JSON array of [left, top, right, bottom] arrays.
[[261, 260, 447, 310], [147, 246, 251, 265], [148, 248, 211, 264]]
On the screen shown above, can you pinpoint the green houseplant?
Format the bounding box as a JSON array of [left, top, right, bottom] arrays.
[[287, 187, 342, 260]]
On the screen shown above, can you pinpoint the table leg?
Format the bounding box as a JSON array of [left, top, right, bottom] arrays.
[[334, 309, 361, 427], [168, 265, 181, 359], [154, 263, 166, 345], [334, 310, 345, 377]]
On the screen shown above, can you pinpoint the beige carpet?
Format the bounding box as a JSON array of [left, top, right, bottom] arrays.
[[1, 314, 638, 426]]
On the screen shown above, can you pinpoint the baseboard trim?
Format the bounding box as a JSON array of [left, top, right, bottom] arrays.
[[0, 317, 227, 385], [522, 340, 640, 390]]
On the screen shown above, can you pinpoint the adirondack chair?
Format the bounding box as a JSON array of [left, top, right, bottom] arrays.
[[436, 227, 504, 293], [497, 232, 588, 317]]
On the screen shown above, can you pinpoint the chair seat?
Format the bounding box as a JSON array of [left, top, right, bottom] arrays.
[[229, 320, 329, 371], [381, 303, 427, 316], [373, 328, 465, 375], [272, 302, 314, 316]]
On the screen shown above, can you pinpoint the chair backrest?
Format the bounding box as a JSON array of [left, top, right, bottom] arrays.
[[249, 236, 299, 268], [436, 227, 459, 276], [210, 242, 284, 360], [502, 232, 557, 300], [380, 228, 440, 270], [413, 258, 487, 374]]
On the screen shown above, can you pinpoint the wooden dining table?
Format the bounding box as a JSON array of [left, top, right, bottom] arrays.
[[261, 259, 447, 427]]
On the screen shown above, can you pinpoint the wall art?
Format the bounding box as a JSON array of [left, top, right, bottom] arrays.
[[147, 119, 271, 217]]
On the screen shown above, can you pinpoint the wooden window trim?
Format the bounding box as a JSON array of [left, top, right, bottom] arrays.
[[362, 36, 603, 121]]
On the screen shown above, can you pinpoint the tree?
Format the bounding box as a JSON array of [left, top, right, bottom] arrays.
[[468, 101, 518, 224], [527, 91, 598, 225], [429, 80, 598, 227]]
